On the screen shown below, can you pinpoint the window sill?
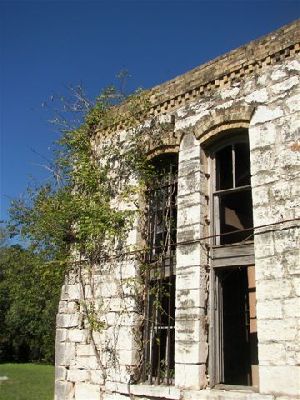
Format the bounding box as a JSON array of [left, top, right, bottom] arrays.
[[105, 382, 273, 400], [105, 381, 181, 399], [183, 388, 273, 400], [214, 384, 259, 392]]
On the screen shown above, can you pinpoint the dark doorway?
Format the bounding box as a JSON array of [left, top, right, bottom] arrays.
[[216, 266, 258, 386]]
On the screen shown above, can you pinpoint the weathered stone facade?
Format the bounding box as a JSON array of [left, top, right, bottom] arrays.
[[55, 20, 300, 400]]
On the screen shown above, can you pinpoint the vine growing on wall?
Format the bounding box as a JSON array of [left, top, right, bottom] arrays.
[[6, 73, 179, 384], [7, 78, 167, 375], [9, 81, 152, 265]]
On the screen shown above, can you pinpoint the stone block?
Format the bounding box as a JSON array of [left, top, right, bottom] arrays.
[[57, 313, 80, 328], [271, 68, 288, 81], [175, 313, 206, 343], [175, 307, 205, 323], [176, 245, 202, 269], [115, 260, 138, 279], [255, 256, 285, 280], [253, 203, 295, 228], [94, 280, 119, 298], [286, 251, 300, 276], [103, 393, 127, 400], [286, 94, 300, 113], [55, 381, 75, 400], [114, 326, 140, 350], [177, 204, 201, 227], [245, 88, 268, 104], [256, 299, 283, 319], [67, 368, 90, 382], [125, 228, 138, 246], [67, 284, 81, 300], [175, 340, 208, 364], [259, 365, 300, 396], [176, 265, 205, 290], [105, 296, 136, 313], [176, 287, 206, 309], [220, 86, 240, 100], [283, 297, 300, 318], [177, 223, 202, 243], [56, 342, 76, 367], [293, 277, 300, 296], [68, 329, 88, 343], [273, 228, 300, 254], [250, 147, 276, 175], [251, 106, 284, 125], [256, 279, 293, 301], [271, 76, 299, 95], [176, 113, 204, 131], [251, 185, 270, 207], [55, 366, 67, 381], [259, 343, 286, 365], [177, 172, 201, 197], [180, 132, 198, 151], [257, 319, 297, 342], [251, 170, 279, 187], [175, 363, 207, 390], [177, 191, 203, 208], [74, 382, 101, 400], [118, 348, 139, 365], [75, 355, 101, 370], [286, 59, 300, 72], [90, 369, 105, 385], [77, 344, 96, 357], [56, 328, 68, 343]]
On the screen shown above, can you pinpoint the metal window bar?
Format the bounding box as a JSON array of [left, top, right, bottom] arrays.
[[142, 165, 177, 385]]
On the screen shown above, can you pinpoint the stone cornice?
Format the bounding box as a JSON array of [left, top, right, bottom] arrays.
[[95, 19, 299, 138]]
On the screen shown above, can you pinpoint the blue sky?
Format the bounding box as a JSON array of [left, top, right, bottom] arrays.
[[1, 0, 299, 222]]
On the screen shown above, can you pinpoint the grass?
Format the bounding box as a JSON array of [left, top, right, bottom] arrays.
[[0, 363, 54, 400]]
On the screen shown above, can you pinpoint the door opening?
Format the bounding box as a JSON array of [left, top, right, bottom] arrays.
[[215, 265, 258, 387]]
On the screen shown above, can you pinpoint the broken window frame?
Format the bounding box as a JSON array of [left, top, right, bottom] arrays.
[[213, 138, 254, 247], [208, 130, 258, 389], [142, 154, 178, 385]]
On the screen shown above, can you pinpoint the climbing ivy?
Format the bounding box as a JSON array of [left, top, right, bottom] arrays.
[[6, 80, 169, 375], [8, 83, 152, 267]]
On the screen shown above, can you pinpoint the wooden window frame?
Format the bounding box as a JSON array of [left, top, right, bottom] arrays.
[[208, 130, 256, 388]]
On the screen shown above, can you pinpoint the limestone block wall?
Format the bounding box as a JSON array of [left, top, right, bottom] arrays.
[[55, 20, 300, 400], [55, 255, 143, 399], [175, 132, 208, 390], [249, 61, 300, 398]]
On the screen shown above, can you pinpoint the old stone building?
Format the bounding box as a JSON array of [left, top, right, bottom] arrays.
[[55, 20, 300, 400]]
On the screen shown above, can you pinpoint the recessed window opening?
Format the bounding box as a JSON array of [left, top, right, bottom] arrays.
[[210, 130, 258, 389], [142, 153, 177, 385], [214, 138, 253, 245]]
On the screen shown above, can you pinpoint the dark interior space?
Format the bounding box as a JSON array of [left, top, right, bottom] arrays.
[[219, 189, 253, 244], [150, 276, 176, 381], [218, 267, 252, 385]]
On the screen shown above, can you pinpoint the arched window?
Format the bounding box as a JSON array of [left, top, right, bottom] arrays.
[[208, 129, 258, 389], [213, 135, 253, 245]]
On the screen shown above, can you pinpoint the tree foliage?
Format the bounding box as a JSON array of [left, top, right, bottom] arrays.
[[2, 79, 152, 363], [0, 245, 64, 363], [8, 81, 151, 262]]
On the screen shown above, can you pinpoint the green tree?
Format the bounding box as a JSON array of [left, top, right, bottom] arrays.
[[3, 80, 152, 363], [0, 245, 64, 363]]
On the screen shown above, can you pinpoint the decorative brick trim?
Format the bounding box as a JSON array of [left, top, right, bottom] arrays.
[[94, 20, 299, 138], [194, 104, 255, 145]]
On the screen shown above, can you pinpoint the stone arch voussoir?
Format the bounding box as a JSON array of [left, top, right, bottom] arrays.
[[194, 104, 255, 146]]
